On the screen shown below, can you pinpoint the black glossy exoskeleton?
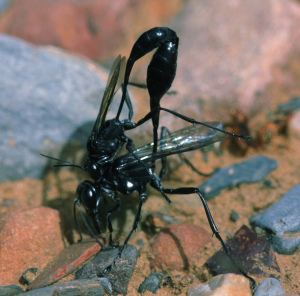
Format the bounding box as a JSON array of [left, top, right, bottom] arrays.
[[77, 122, 229, 256], [42, 27, 254, 287], [116, 27, 250, 163], [117, 27, 179, 158], [75, 122, 254, 287], [74, 27, 249, 193]]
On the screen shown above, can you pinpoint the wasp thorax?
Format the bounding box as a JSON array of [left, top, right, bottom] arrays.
[[84, 159, 103, 181]]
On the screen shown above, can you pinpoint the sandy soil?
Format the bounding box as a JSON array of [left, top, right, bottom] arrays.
[[0, 121, 299, 295]]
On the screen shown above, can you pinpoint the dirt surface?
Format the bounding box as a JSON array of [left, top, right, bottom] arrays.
[[0, 125, 299, 295]]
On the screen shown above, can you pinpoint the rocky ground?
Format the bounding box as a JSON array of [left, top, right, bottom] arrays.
[[0, 115, 299, 295], [0, 0, 300, 295]]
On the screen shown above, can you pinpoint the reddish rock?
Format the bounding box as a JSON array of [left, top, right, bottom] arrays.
[[207, 225, 280, 277], [0, 0, 183, 60], [0, 206, 65, 286], [152, 223, 212, 270], [28, 240, 102, 290], [0, 0, 127, 60], [159, 0, 300, 129]]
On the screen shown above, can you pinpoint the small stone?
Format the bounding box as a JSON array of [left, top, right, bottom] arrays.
[[207, 225, 280, 277], [138, 272, 166, 294], [262, 180, 275, 189], [200, 156, 278, 199], [75, 244, 139, 295], [152, 224, 212, 270], [0, 285, 24, 296], [23, 279, 107, 296], [0, 206, 64, 286], [97, 277, 113, 295], [254, 226, 266, 236], [277, 97, 300, 114], [230, 210, 240, 222], [28, 240, 102, 290], [289, 110, 300, 139], [250, 183, 300, 254], [187, 274, 251, 296], [253, 278, 286, 296], [21, 268, 40, 285]]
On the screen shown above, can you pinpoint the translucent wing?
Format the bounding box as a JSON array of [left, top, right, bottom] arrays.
[[117, 122, 228, 170], [92, 55, 126, 134]]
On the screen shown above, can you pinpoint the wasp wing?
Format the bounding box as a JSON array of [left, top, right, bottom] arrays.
[[117, 122, 227, 170], [92, 55, 126, 134]]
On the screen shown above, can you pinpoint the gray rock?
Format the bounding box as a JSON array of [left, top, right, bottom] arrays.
[[276, 97, 300, 114], [251, 183, 300, 254], [230, 210, 240, 222], [253, 278, 286, 296], [22, 279, 106, 296], [0, 35, 131, 181], [138, 272, 166, 294], [0, 0, 10, 12], [199, 156, 278, 199], [0, 285, 23, 296], [75, 245, 139, 295]]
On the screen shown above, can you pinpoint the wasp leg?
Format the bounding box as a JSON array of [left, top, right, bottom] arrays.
[[76, 203, 105, 248], [103, 188, 148, 274], [160, 186, 256, 289], [73, 199, 83, 242], [106, 193, 121, 247], [125, 106, 251, 141]]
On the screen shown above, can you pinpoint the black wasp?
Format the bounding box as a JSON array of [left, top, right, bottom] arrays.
[[43, 27, 254, 286]]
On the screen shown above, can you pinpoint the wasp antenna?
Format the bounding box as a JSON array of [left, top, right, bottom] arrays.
[[53, 164, 84, 169], [40, 154, 84, 170]]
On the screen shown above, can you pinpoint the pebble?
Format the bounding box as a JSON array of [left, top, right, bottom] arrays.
[[21, 268, 40, 285], [28, 240, 102, 290], [23, 279, 107, 296], [75, 244, 139, 295], [250, 183, 300, 254], [138, 272, 166, 294], [253, 278, 286, 296], [152, 224, 212, 270], [200, 156, 278, 199], [207, 225, 280, 277], [289, 110, 300, 139], [230, 210, 240, 222], [0, 285, 24, 296], [276, 97, 300, 114], [187, 273, 251, 296], [0, 34, 125, 181], [0, 206, 64, 286]]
